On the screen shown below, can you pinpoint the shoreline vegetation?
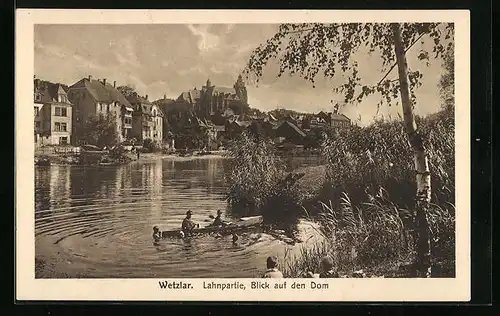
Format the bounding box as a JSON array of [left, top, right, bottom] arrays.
[[225, 109, 455, 278]]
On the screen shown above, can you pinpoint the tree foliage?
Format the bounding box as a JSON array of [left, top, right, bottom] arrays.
[[76, 114, 120, 148], [244, 23, 454, 110], [439, 44, 455, 111], [116, 85, 139, 100]]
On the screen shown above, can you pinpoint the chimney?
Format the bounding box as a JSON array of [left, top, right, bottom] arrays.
[[145, 94, 148, 100], [163, 94, 166, 100], [88, 75, 92, 81], [103, 78, 107, 85]]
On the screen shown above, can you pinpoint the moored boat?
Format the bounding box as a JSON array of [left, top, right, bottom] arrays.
[[160, 215, 264, 238], [35, 157, 51, 166]]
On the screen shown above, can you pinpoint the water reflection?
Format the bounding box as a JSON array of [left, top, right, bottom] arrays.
[[35, 156, 322, 278]]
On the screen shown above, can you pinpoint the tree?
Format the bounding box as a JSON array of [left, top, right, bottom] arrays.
[[76, 114, 120, 148], [244, 22, 454, 277], [116, 85, 139, 100], [439, 44, 455, 112]]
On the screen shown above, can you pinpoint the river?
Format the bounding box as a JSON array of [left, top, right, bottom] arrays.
[[35, 155, 324, 278]]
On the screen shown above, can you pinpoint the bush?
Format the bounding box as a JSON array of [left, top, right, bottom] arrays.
[[224, 132, 305, 223], [142, 138, 157, 153]]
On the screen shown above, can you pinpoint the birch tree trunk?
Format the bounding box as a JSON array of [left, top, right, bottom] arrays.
[[391, 23, 432, 278]]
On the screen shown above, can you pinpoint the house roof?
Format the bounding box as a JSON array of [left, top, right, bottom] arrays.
[[277, 121, 307, 137], [35, 80, 72, 105], [211, 86, 236, 95], [177, 88, 202, 104], [126, 93, 151, 105], [69, 78, 131, 107], [233, 120, 251, 128], [331, 113, 351, 122], [189, 89, 201, 101]]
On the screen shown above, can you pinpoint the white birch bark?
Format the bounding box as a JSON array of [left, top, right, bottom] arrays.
[[392, 23, 432, 277]]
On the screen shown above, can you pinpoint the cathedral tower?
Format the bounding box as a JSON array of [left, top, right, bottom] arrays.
[[233, 74, 248, 105]]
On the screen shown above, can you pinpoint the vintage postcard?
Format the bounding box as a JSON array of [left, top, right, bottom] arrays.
[[16, 9, 470, 301]]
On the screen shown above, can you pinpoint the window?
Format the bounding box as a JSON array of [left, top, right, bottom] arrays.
[[59, 136, 68, 145], [107, 104, 110, 113], [35, 93, 41, 102], [34, 107, 39, 116], [54, 107, 67, 117], [54, 122, 67, 132]]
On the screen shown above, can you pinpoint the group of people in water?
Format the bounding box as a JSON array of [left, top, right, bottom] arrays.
[[152, 210, 337, 278], [152, 210, 236, 243]]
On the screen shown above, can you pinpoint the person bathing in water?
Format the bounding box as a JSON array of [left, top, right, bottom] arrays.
[[182, 210, 199, 237], [152, 226, 162, 244], [211, 210, 227, 227]]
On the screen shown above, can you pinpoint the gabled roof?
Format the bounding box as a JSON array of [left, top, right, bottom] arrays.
[[69, 78, 131, 107], [189, 89, 201, 101], [177, 89, 201, 104], [34, 81, 53, 103], [35, 80, 72, 105], [136, 103, 163, 117], [126, 93, 152, 106], [233, 120, 251, 128], [331, 113, 351, 122], [277, 121, 306, 137]]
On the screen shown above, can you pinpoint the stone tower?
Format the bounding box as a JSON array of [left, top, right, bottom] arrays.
[[233, 74, 248, 105]]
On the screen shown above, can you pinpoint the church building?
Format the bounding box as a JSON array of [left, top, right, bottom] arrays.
[[175, 75, 248, 120]]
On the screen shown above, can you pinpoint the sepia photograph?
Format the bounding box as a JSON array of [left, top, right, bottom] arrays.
[[17, 9, 470, 301]]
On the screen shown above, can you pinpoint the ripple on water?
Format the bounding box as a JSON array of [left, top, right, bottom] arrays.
[[35, 159, 323, 278]]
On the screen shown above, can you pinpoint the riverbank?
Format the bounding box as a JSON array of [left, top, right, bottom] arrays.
[[35, 149, 231, 166], [130, 150, 228, 162]]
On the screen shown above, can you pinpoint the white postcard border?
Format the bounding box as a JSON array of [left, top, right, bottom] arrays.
[[16, 9, 471, 302]]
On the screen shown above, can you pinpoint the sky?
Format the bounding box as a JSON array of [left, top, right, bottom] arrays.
[[34, 24, 451, 126]]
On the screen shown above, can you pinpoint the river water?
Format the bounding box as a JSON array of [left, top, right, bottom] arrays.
[[35, 155, 324, 278]]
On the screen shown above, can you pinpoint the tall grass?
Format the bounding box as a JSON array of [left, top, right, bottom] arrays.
[[321, 109, 455, 209], [280, 110, 455, 277]]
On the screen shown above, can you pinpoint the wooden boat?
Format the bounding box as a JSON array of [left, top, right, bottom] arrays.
[[99, 162, 114, 166], [35, 157, 51, 166], [160, 215, 264, 238]]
